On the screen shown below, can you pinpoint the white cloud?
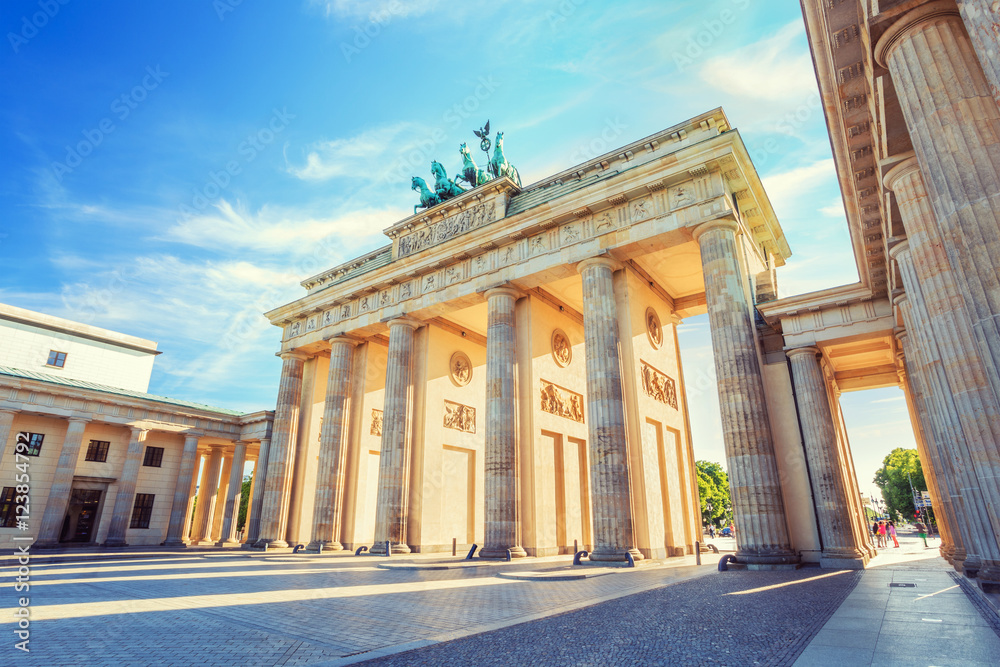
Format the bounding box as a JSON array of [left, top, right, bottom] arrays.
[[819, 199, 846, 218], [312, 0, 441, 21], [762, 158, 838, 221]]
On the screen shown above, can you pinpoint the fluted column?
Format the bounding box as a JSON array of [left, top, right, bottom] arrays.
[[372, 318, 422, 555], [877, 4, 1000, 404], [255, 352, 308, 548], [957, 0, 1000, 106], [104, 427, 150, 546], [194, 446, 224, 546], [211, 455, 233, 541], [244, 437, 270, 546], [218, 441, 247, 546], [577, 256, 641, 562], [694, 219, 796, 566], [308, 337, 359, 551], [163, 432, 201, 546], [787, 348, 867, 568], [36, 417, 90, 547], [885, 160, 1000, 584], [480, 287, 527, 559]]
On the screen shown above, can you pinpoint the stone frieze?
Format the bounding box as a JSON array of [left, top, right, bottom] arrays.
[[640, 360, 678, 409], [397, 200, 497, 258], [443, 400, 476, 433], [540, 380, 585, 423]]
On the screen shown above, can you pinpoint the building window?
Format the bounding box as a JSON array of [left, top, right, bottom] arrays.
[[85, 440, 110, 463], [0, 487, 18, 527], [46, 351, 67, 368], [130, 493, 154, 529], [142, 446, 164, 468], [15, 432, 44, 457]]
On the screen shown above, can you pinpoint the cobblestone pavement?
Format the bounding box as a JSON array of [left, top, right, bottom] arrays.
[[360, 568, 862, 666], [2, 550, 720, 666]]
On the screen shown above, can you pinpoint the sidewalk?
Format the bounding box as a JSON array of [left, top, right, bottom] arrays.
[[794, 534, 1000, 666]]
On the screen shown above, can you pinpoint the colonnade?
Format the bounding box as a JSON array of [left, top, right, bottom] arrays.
[[872, 1, 1000, 589]]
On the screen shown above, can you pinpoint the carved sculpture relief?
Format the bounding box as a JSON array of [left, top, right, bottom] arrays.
[[530, 234, 547, 255], [306, 317, 316, 332], [631, 198, 651, 221], [670, 184, 696, 208], [397, 200, 497, 257], [645, 307, 663, 349], [324, 310, 333, 325], [540, 380, 585, 423], [640, 361, 678, 409], [400, 282, 412, 299], [370, 408, 383, 436], [551, 329, 572, 367], [289, 321, 301, 337], [595, 210, 615, 232], [562, 224, 580, 244], [450, 351, 473, 386], [443, 400, 476, 433]]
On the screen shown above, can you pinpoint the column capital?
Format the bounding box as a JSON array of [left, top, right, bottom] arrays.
[[67, 416, 92, 424], [184, 429, 205, 437], [887, 238, 911, 261], [669, 313, 684, 326], [483, 284, 523, 301], [129, 426, 150, 439], [0, 408, 20, 416], [786, 346, 821, 361], [325, 334, 361, 349], [874, 1, 962, 67], [576, 254, 622, 275], [386, 316, 423, 331], [691, 217, 739, 243], [883, 153, 921, 193], [277, 350, 310, 362]]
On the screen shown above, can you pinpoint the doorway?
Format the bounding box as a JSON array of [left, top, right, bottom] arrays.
[[60, 488, 104, 543]]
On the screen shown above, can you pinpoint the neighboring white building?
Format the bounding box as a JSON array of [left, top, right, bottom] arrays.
[[0, 303, 159, 392]]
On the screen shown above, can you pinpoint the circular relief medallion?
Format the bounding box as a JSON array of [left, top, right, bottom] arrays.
[[646, 307, 663, 349], [551, 329, 572, 367], [449, 351, 473, 386]]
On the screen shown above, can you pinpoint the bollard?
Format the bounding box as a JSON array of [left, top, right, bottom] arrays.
[[574, 539, 578, 555], [293, 544, 304, 554], [718, 554, 736, 571], [573, 550, 589, 565], [453, 537, 457, 557], [505, 549, 512, 562], [626, 552, 635, 568], [318, 543, 324, 555], [385, 540, 391, 557], [262, 542, 269, 553], [466, 544, 478, 560], [696, 541, 701, 566], [355, 546, 368, 556]]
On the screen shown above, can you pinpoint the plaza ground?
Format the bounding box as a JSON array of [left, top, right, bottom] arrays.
[[5, 532, 999, 666]]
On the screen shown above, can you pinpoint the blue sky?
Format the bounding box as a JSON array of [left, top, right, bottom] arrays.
[[0, 0, 915, 497]]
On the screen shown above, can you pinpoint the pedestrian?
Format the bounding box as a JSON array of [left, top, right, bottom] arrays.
[[708, 525, 715, 539], [888, 521, 899, 548], [916, 520, 928, 547], [877, 521, 887, 548]]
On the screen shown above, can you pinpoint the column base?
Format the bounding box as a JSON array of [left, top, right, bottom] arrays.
[[102, 540, 128, 548], [161, 539, 190, 547], [974, 562, 1000, 592], [215, 538, 241, 547], [735, 550, 800, 568], [819, 552, 869, 570], [479, 545, 527, 559], [370, 542, 410, 555], [588, 547, 644, 563], [306, 540, 344, 552], [961, 554, 982, 579], [255, 539, 289, 549]]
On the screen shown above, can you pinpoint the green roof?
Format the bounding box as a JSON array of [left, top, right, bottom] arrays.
[[0, 366, 244, 416]]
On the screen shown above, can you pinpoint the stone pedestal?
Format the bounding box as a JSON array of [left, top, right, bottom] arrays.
[[256, 352, 308, 549], [577, 257, 641, 563], [877, 3, 1000, 408], [103, 427, 149, 547], [218, 441, 248, 546], [787, 348, 867, 569], [36, 417, 90, 547], [694, 219, 797, 566], [885, 159, 1000, 584], [243, 437, 270, 547], [480, 287, 527, 559], [163, 432, 201, 546], [372, 318, 422, 555], [194, 446, 224, 546], [307, 337, 359, 552]]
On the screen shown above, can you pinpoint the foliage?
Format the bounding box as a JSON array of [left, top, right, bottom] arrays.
[[873, 448, 926, 521], [696, 460, 731, 528], [236, 472, 253, 532]]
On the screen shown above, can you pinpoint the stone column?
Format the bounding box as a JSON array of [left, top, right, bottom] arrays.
[[103, 427, 150, 547], [194, 446, 224, 546], [256, 352, 308, 548], [372, 317, 422, 555], [877, 4, 1000, 404], [957, 0, 1000, 106], [163, 432, 201, 546], [211, 455, 233, 541], [218, 441, 247, 546], [0, 409, 20, 460], [308, 337, 359, 552], [36, 417, 90, 547], [787, 348, 867, 569], [885, 160, 1000, 584], [244, 437, 270, 546], [577, 256, 641, 562], [694, 219, 797, 566], [480, 286, 527, 559]]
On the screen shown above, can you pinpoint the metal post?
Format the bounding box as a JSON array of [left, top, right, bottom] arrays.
[[453, 537, 457, 557], [696, 541, 701, 565]]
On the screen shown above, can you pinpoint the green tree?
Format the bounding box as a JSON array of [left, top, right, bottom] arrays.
[[696, 460, 731, 528], [236, 472, 253, 532], [873, 448, 926, 521]]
